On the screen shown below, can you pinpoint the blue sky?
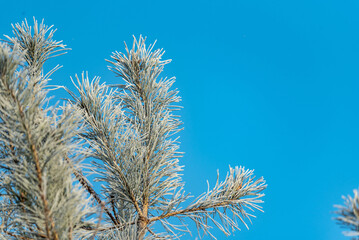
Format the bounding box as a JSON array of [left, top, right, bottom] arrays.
[[1, 0, 359, 239]]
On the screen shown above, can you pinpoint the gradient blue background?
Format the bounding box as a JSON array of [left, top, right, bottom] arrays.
[[1, 1, 359, 239]]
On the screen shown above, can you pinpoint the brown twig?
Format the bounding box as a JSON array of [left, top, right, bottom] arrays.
[[64, 156, 119, 226], [90, 202, 104, 240], [4, 231, 34, 240], [4, 230, 47, 239], [96, 220, 136, 232], [110, 194, 120, 224], [149, 202, 228, 224], [146, 227, 157, 237]]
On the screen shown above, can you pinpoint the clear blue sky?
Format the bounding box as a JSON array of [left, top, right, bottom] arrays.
[[1, 0, 359, 239]]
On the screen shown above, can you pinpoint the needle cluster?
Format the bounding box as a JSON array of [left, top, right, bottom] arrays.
[[335, 189, 359, 239]]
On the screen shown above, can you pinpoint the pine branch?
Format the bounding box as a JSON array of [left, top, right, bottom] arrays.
[[7, 70, 58, 240], [150, 166, 266, 236], [0, 20, 95, 240], [334, 188, 359, 237], [1, 18, 268, 239]]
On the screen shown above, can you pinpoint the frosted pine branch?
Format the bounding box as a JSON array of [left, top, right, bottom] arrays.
[[66, 36, 266, 239], [334, 189, 359, 238], [0, 19, 94, 240], [149, 166, 266, 238], [1, 19, 267, 239]]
